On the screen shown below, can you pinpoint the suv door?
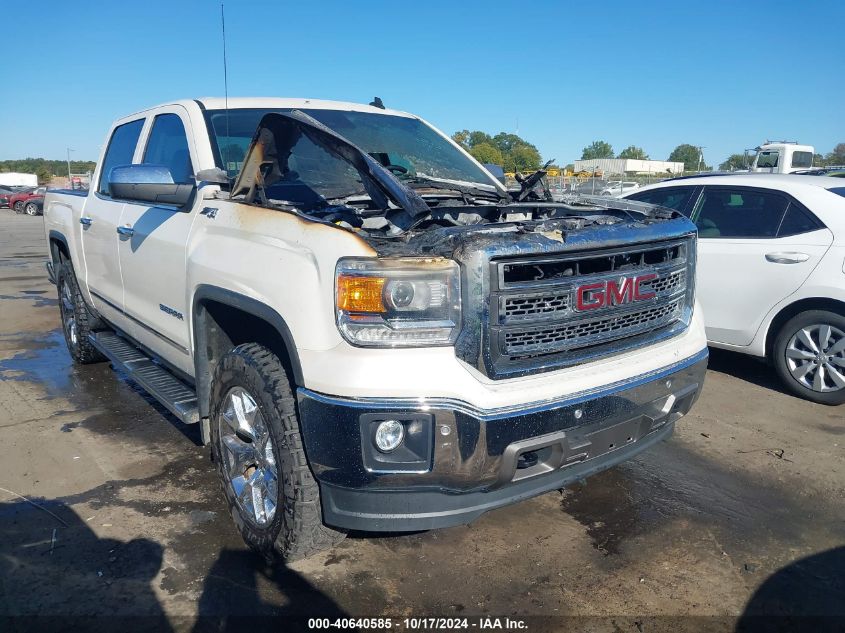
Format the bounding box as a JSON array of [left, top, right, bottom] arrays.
[[81, 118, 145, 328], [691, 186, 833, 346], [116, 108, 197, 374]]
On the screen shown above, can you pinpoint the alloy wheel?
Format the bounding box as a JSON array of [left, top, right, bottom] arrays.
[[785, 324, 845, 393], [218, 387, 279, 526], [60, 280, 77, 347]]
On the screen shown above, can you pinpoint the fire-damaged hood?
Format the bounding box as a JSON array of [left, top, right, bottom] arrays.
[[229, 110, 697, 259]]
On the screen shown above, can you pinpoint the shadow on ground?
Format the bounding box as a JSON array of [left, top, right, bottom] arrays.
[[0, 495, 347, 632], [705, 347, 786, 394], [737, 546, 845, 632]]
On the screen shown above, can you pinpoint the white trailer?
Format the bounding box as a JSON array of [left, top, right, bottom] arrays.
[[0, 172, 38, 187]]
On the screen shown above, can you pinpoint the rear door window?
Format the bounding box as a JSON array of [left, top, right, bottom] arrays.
[[776, 203, 823, 237], [627, 186, 696, 215], [692, 187, 788, 238], [143, 114, 194, 184], [97, 119, 145, 196]]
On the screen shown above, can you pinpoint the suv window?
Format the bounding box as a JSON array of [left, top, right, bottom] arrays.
[[627, 186, 695, 215], [693, 188, 788, 238], [143, 114, 194, 184], [97, 119, 145, 196]]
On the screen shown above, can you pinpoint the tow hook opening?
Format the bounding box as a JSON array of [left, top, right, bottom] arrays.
[[517, 451, 539, 469]]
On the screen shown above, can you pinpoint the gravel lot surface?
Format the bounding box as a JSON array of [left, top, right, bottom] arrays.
[[0, 209, 842, 632]]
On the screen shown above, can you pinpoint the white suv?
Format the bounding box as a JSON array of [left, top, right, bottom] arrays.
[[625, 174, 845, 405]]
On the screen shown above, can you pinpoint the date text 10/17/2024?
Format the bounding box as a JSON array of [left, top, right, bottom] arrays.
[[308, 618, 528, 630]]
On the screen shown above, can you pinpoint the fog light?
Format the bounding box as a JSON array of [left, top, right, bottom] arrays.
[[374, 420, 404, 453]]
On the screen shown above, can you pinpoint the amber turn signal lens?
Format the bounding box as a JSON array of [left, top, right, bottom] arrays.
[[336, 275, 386, 313]]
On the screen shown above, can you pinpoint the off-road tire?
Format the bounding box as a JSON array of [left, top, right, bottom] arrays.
[[772, 310, 845, 406], [210, 343, 345, 561], [25, 202, 39, 216], [57, 260, 106, 364]]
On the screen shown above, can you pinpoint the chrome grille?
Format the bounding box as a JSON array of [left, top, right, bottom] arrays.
[[505, 298, 683, 359], [487, 238, 695, 378]]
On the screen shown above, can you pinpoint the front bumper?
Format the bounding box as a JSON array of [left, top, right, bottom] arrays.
[[297, 348, 708, 532]]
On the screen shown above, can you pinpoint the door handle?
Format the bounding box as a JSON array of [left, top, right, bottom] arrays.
[[116, 226, 135, 237], [79, 217, 92, 226], [765, 252, 810, 264]]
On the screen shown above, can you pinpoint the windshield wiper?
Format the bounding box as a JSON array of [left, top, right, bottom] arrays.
[[403, 176, 506, 202]]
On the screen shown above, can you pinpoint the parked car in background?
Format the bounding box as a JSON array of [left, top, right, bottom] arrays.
[[793, 167, 845, 178], [600, 181, 640, 196], [16, 194, 44, 216], [624, 174, 845, 404], [0, 186, 16, 208], [9, 186, 47, 213]]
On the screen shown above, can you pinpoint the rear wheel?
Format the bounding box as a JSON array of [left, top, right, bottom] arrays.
[[25, 202, 38, 216], [772, 310, 845, 405], [57, 260, 106, 364], [210, 343, 345, 561]]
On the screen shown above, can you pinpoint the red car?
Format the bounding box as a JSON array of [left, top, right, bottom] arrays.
[[9, 186, 47, 213]]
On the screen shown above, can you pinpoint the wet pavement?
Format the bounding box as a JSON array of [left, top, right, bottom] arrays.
[[0, 210, 843, 632]]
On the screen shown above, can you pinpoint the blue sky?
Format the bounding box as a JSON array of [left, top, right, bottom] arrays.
[[1, 0, 842, 167]]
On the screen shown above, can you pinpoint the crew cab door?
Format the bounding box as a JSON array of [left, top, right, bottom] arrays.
[[81, 118, 145, 329], [690, 186, 832, 346], [116, 108, 197, 374]]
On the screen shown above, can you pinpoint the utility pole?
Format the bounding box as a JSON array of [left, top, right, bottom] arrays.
[[66, 148, 74, 187]]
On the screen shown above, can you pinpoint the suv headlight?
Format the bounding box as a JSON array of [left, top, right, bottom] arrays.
[[335, 257, 461, 347]]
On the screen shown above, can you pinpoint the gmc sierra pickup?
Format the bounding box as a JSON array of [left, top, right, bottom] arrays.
[[44, 98, 708, 561]]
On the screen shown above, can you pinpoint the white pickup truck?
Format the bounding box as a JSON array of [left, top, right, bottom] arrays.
[[43, 97, 708, 561]]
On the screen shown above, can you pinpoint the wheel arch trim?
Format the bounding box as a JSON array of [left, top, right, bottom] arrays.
[[764, 296, 845, 358], [191, 284, 304, 418]]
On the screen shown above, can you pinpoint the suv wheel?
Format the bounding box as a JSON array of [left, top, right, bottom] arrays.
[[210, 343, 345, 561], [57, 261, 106, 364], [772, 310, 845, 405]]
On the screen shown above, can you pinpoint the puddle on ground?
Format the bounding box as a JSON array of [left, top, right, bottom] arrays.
[[560, 440, 820, 557], [0, 329, 73, 392]]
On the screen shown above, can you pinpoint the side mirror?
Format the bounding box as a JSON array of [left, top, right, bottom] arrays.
[[109, 164, 195, 208]]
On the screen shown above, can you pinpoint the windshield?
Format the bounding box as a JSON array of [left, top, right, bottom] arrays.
[[756, 151, 779, 169], [205, 108, 498, 191]]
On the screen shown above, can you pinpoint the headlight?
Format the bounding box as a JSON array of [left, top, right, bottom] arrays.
[[335, 257, 461, 347]]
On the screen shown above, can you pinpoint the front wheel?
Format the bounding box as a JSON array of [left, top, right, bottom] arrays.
[[13, 201, 24, 213], [772, 310, 845, 405], [210, 343, 345, 561]]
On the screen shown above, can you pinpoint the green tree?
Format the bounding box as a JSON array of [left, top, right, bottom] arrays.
[[581, 140, 614, 160], [825, 142, 845, 166], [669, 144, 708, 171], [469, 142, 504, 166], [452, 130, 470, 148], [468, 131, 493, 148], [506, 145, 542, 172], [617, 145, 649, 160], [813, 153, 826, 167], [719, 153, 750, 171]]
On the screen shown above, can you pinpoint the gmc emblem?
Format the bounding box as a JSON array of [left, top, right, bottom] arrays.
[[576, 274, 657, 311]]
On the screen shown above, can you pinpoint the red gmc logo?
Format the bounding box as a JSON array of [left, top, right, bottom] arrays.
[[576, 274, 657, 311]]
